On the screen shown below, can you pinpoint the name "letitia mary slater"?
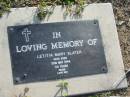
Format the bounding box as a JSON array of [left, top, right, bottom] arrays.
[[16, 40, 84, 53]]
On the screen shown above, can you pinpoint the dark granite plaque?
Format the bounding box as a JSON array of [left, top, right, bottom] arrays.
[[7, 20, 107, 85]]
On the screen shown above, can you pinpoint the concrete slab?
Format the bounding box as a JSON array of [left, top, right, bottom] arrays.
[[0, 3, 128, 97]]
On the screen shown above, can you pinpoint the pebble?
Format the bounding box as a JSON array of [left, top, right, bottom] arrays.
[[116, 20, 125, 26], [127, 19, 130, 27]]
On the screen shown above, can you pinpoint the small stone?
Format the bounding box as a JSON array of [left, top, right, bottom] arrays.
[[116, 20, 125, 26], [127, 19, 130, 27]]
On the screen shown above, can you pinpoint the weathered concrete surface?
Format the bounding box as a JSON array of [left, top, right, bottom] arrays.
[[0, 3, 128, 97]]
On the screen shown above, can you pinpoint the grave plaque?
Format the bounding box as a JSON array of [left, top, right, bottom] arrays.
[[7, 20, 107, 85]]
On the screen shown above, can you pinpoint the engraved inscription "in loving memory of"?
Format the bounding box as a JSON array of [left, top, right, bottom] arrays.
[[15, 31, 97, 76], [16, 32, 97, 53]]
